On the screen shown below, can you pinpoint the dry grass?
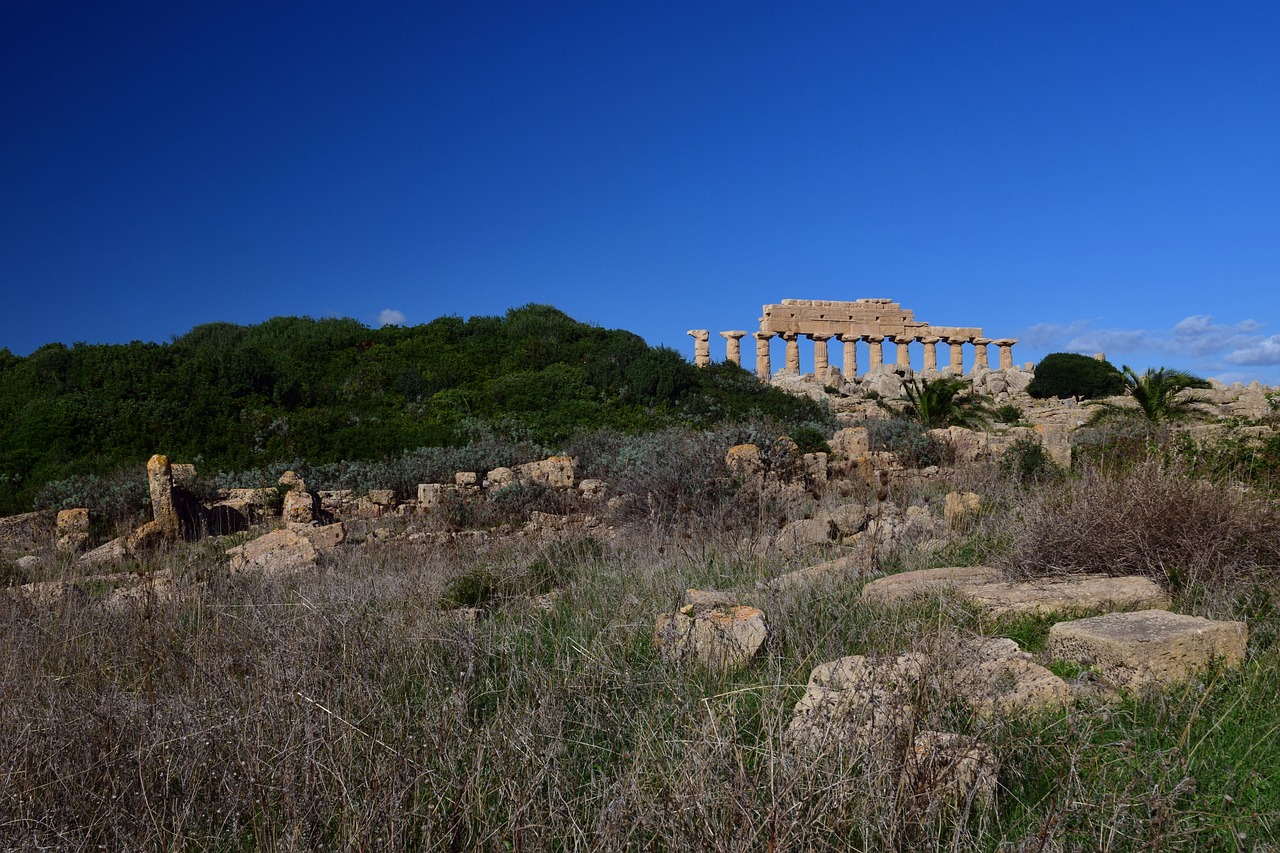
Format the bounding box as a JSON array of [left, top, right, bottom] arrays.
[[1, 452, 1278, 850]]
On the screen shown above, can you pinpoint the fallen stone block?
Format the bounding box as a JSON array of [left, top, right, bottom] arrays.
[[654, 605, 767, 669], [860, 566, 1002, 605], [904, 731, 999, 813], [944, 491, 981, 529], [227, 529, 318, 574], [758, 554, 866, 593], [1047, 609, 1247, 691], [960, 574, 1170, 618], [786, 653, 925, 755]]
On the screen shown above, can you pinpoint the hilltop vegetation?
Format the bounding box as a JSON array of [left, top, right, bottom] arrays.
[[0, 305, 831, 514]]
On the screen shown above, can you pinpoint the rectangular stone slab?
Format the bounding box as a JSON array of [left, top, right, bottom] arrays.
[[1047, 609, 1247, 691], [960, 575, 1170, 617]]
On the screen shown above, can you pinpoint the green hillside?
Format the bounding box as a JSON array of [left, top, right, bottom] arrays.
[[0, 305, 829, 514]]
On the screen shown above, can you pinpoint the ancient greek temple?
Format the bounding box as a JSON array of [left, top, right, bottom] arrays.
[[688, 298, 1018, 380]]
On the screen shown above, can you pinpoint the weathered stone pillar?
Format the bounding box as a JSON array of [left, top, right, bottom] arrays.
[[920, 336, 941, 371], [809, 334, 832, 374], [893, 336, 912, 370], [781, 333, 800, 375], [947, 338, 966, 374], [837, 334, 858, 379], [719, 331, 747, 366], [992, 338, 1017, 370], [864, 335, 884, 371], [147, 454, 180, 539], [686, 329, 710, 367], [972, 338, 991, 373], [753, 332, 775, 381]]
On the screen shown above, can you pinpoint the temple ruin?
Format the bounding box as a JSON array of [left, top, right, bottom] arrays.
[[689, 298, 1018, 380]]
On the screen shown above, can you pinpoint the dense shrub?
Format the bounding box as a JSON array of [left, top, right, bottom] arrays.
[[1026, 352, 1125, 400], [998, 456, 1280, 591]]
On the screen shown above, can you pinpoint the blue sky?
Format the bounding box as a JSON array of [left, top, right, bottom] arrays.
[[3, 1, 1278, 383]]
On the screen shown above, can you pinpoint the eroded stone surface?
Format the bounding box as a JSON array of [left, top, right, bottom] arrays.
[[1047, 609, 1247, 691], [758, 554, 866, 593], [227, 529, 318, 574], [860, 566, 1002, 605], [905, 731, 999, 813], [961, 574, 1170, 617], [944, 491, 981, 529], [147, 454, 180, 539], [787, 653, 925, 754], [56, 508, 91, 553], [654, 605, 767, 669]]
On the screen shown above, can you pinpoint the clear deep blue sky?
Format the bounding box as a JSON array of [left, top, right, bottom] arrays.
[[3, 2, 1278, 382]]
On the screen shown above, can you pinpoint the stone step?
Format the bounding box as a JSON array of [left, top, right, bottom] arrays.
[[1047, 609, 1247, 691]]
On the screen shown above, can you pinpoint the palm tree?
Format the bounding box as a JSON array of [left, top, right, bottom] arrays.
[[1087, 366, 1213, 424], [882, 375, 995, 430]]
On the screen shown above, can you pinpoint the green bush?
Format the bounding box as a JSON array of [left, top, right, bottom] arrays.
[[994, 403, 1025, 424], [437, 568, 499, 609], [790, 425, 831, 455], [1027, 352, 1125, 400], [865, 418, 947, 468], [998, 435, 1062, 484]]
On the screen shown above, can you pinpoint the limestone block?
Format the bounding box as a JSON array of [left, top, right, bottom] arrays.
[[228, 488, 278, 508], [79, 536, 130, 565], [829, 427, 870, 460], [417, 483, 451, 509], [654, 605, 767, 669], [860, 566, 1002, 605], [757, 554, 866, 593], [56, 508, 91, 552], [786, 653, 925, 754], [725, 444, 764, 480], [1047, 610, 1247, 691], [170, 463, 198, 487], [929, 427, 988, 463], [206, 500, 252, 535], [682, 588, 745, 610], [227, 529, 318, 574], [278, 471, 307, 493], [960, 574, 1170, 618], [282, 489, 314, 525], [317, 490, 353, 512], [289, 521, 346, 551], [802, 452, 828, 494], [455, 471, 479, 489], [578, 478, 606, 499], [0, 510, 57, 550], [944, 491, 981, 528], [773, 517, 837, 552], [367, 489, 396, 507], [147, 454, 180, 539], [957, 655, 1073, 718], [1034, 424, 1072, 469], [485, 467, 516, 489], [905, 732, 999, 812], [516, 456, 577, 490], [15, 555, 40, 571]]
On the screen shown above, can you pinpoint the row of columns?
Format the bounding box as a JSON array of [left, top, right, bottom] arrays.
[[688, 330, 1017, 379]]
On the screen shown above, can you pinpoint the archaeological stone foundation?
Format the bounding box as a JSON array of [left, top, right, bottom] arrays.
[[689, 298, 1018, 381]]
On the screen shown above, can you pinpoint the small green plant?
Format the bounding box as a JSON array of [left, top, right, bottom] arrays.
[[994, 403, 1025, 424], [790, 425, 831, 455], [1087, 365, 1213, 425], [437, 567, 498, 609]]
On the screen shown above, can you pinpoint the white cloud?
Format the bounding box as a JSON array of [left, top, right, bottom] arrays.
[[1064, 328, 1151, 355], [1015, 320, 1092, 349], [1225, 335, 1280, 366], [377, 308, 407, 327]]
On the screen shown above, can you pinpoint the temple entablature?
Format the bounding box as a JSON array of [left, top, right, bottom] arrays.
[[697, 298, 1020, 381]]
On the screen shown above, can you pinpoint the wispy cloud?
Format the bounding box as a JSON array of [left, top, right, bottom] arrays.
[[377, 308, 407, 327]]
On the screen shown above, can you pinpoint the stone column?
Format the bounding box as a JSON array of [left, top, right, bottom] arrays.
[[971, 338, 991, 373], [753, 332, 774, 381], [686, 329, 710, 367], [781, 333, 800, 375], [863, 335, 884, 371], [946, 338, 966, 374], [893, 336, 912, 370], [147, 454, 180, 539], [719, 331, 747, 366], [992, 338, 1017, 370], [838, 334, 858, 379], [809, 334, 832, 374], [920, 336, 941, 371]]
